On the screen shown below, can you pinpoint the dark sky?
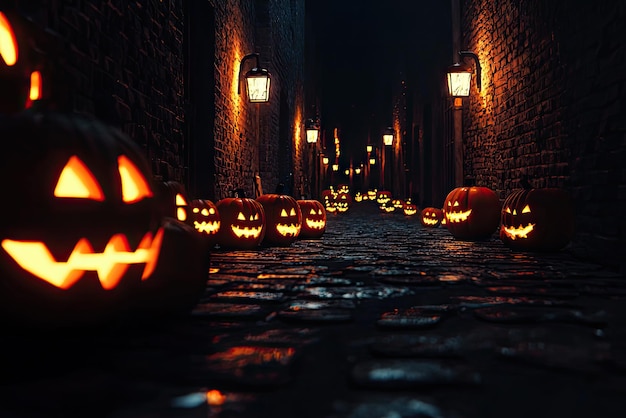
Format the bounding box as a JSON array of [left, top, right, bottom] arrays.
[[306, 1, 452, 166]]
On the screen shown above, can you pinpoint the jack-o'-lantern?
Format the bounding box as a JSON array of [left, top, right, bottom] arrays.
[[321, 189, 337, 213], [256, 194, 302, 246], [380, 203, 396, 213], [215, 197, 265, 250], [500, 186, 574, 251], [420, 207, 443, 227], [0, 112, 164, 327], [444, 186, 500, 240], [337, 184, 350, 194], [440, 213, 448, 228], [403, 203, 418, 216], [334, 192, 352, 213], [1, 11, 41, 113], [354, 192, 364, 202], [297, 199, 326, 239], [376, 190, 392, 205], [190, 199, 221, 247], [157, 180, 192, 226], [367, 189, 378, 200], [392, 199, 404, 209]]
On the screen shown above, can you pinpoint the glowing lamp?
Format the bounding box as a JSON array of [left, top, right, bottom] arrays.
[[447, 51, 481, 97], [305, 118, 320, 144], [238, 53, 271, 103]]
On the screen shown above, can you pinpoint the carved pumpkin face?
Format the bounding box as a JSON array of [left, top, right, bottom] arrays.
[[297, 199, 326, 239], [367, 189, 378, 200], [420, 207, 443, 227], [354, 192, 363, 202], [377, 191, 392, 205], [379, 202, 396, 213], [392, 199, 404, 209], [0, 112, 163, 325], [403, 203, 418, 216], [0, 11, 41, 113], [321, 189, 337, 213], [215, 197, 265, 249], [256, 194, 302, 246], [444, 186, 500, 240], [190, 199, 221, 246], [500, 187, 574, 251], [158, 181, 192, 225], [334, 192, 352, 213]]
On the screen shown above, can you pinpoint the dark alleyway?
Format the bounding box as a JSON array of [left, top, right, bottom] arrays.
[[2, 203, 626, 418]]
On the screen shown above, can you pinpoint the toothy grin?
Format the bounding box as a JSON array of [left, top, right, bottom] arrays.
[[276, 223, 301, 237], [446, 209, 472, 223], [502, 223, 535, 239], [194, 220, 220, 234], [422, 217, 439, 225], [231, 225, 263, 239], [305, 219, 325, 230]]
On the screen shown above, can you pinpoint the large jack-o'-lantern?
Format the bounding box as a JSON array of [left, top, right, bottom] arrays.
[[443, 186, 500, 240], [256, 194, 302, 246], [215, 197, 265, 249], [297, 199, 326, 239], [0, 112, 164, 327], [190, 198, 221, 248], [500, 186, 574, 251], [420, 207, 443, 227], [0, 10, 42, 113]]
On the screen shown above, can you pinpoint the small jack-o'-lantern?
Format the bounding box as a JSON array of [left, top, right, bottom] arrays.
[[444, 186, 500, 240], [392, 199, 404, 210], [500, 186, 574, 251], [0, 112, 164, 327], [321, 189, 337, 213], [0, 11, 42, 113], [297, 199, 326, 239], [376, 190, 392, 205], [334, 192, 352, 213], [157, 180, 192, 226], [420, 207, 443, 227], [190, 199, 221, 247], [379, 202, 396, 213], [215, 197, 265, 249], [403, 202, 418, 216], [256, 194, 302, 246], [354, 192, 364, 202], [367, 189, 378, 200]]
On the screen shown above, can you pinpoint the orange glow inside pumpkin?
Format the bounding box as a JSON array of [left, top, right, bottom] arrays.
[[1, 227, 164, 290], [29, 70, 42, 100], [305, 208, 326, 230], [232, 212, 262, 238], [118, 155, 153, 203], [0, 12, 18, 66], [192, 206, 220, 234], [276, 207, 301, 236], [54, 156, 105, 201], [502, 204, 535, 239], [175, 193, 187, 222], [445, 200, 472, 223]]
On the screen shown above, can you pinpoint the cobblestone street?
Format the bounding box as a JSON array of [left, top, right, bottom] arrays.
[[2, 203, 626, 418]]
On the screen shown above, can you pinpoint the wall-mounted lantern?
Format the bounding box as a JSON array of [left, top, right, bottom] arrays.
[[238, 53, 271, 103], [322, 156, 329, 165], [366, 145, 373, 153], [369, 157, 376, 165], [332, 164, 339, 172], [447, 50, 481, 97], [382, 127, 394, 146], [305, 118, 320, 144]]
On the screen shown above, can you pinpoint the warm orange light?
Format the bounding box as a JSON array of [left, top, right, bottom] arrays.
[[54, 156, 105, 201], [118, 155, 153, 203], [205, 390, 226, 406], [29, 71, 42, 100], [1, 227, 164, 289], [0, 12, 18, 66]]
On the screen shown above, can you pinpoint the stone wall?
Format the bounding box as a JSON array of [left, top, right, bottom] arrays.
[[461, 0, 626, 271]]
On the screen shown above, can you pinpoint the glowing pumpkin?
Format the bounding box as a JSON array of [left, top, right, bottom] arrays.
[[379, 202, 396, 213], [376, 190, 392, 205], [444, 186, 500, 240], [321, 189, 337, 213], [0, 10, 41, 113], [392, 199, 404, 209], [367, 189, 378, 200], [403, 203, 418, 216], [297, 199, 326, 239], [190, 198, 221, 248], [334, 192, 352, 213], [215, 197, 265, 250], [157, 180, 192, 226], [0, 112, 164, 327], [420, 207, 443, 227], [500, 187, 574, 251], [256, 194, 302, 246]]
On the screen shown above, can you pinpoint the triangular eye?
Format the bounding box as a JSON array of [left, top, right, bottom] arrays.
[[201, 208, 209, 216], [522, 205, 531, 214], [118, 156, 153, 203], [253, 213, 259, 220], [54, 156, 104, 201], [290, 208, 296, 216], [280, 209, 288, 217], [309, 208, 316, 215], [175, 193, 187, 206], [505, 207, 511, 214], [0, 12, 18, 66], [453, 201, 459, 207], [237, 212, 246, 221], [318, 209, 323, 215]]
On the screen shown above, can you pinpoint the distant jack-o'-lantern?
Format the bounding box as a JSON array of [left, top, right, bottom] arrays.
[[256, 194, 302, 246], [367, 189, 378, 200], [157, 180, 192, 226], [0, 11, 42, 113], [354, 192, 364, 202], [321, 189, 337, 213], [376, 190, 392, 205], [297, 199, 326, 239], [215, 197, 265, 250], [0, 112, 165, 327], [334, 192, 352, 213], [500, 185, 574, 251], [379, 202, 396, 213], [444, 186, 500, 240], [403, 203, 418, 216], [420, 207, 443, 227], [190, 199, 221, 247], [392, 199, 404, 209]]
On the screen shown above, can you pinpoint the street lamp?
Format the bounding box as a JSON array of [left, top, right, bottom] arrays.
[[305, 118, 320, 144], [366, 145, 373, 153], [238, 53, 271, 102], [382, 127, 394, 146], [447, 50, 481, 97]]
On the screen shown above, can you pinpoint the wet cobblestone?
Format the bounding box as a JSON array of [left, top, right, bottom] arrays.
[[2, 204, 626, 418]]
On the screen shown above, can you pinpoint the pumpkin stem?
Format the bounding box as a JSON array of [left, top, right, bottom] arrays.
[[519, 176, 532, 190]]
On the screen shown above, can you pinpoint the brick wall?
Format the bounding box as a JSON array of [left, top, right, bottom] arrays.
[[460, 0, 626, 271]]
